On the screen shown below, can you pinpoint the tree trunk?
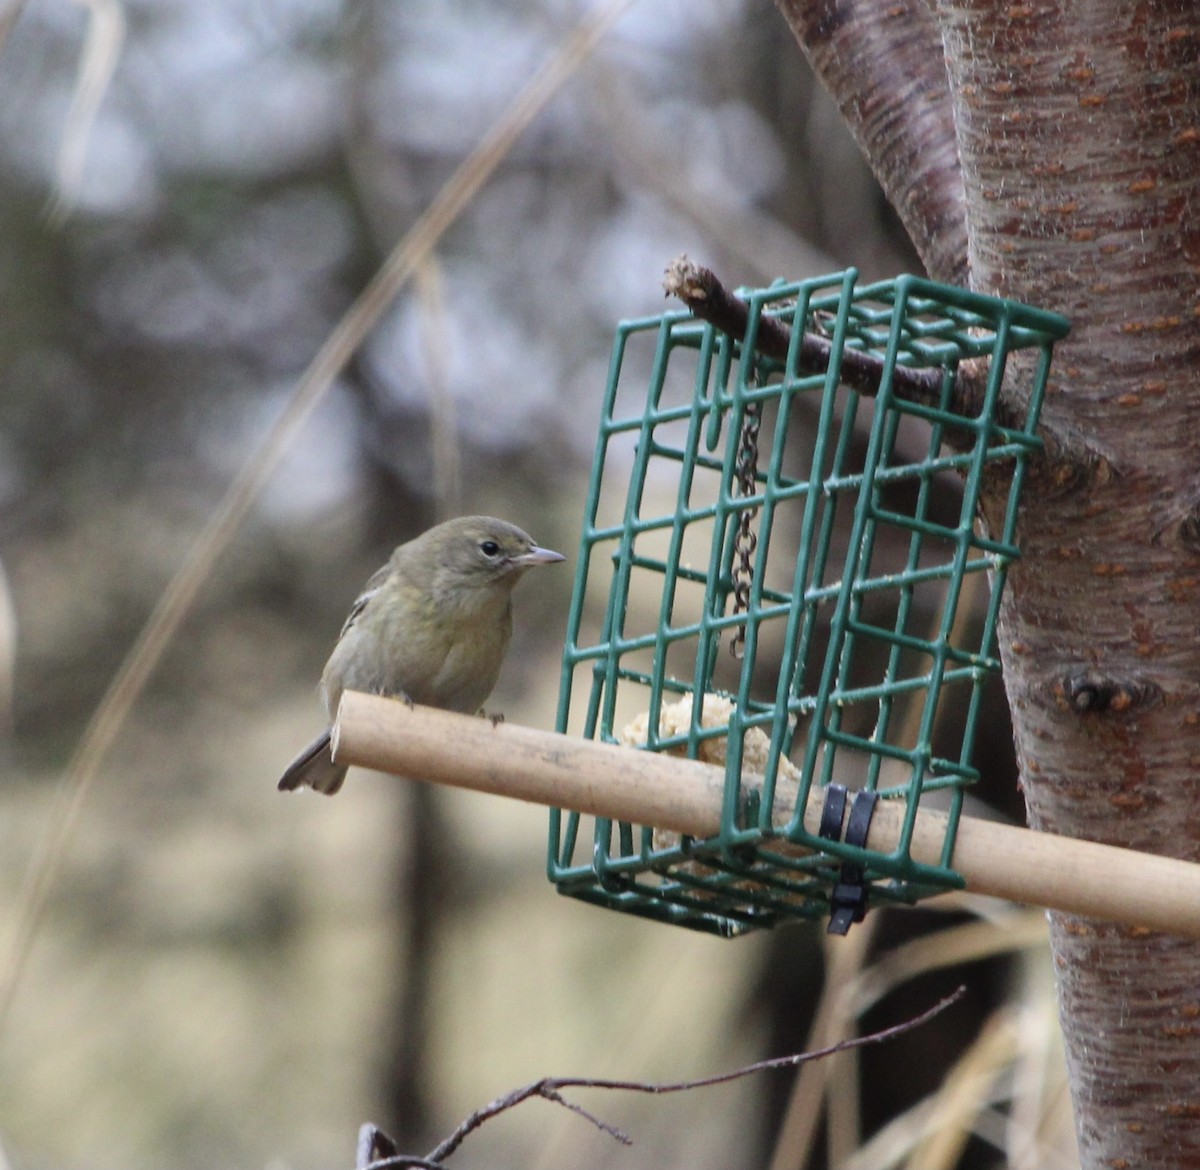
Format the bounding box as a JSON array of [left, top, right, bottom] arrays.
[[777, 1, 1200, 1165]]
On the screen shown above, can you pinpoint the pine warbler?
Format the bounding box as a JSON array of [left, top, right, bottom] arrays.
[[278, 515, 565, 795]]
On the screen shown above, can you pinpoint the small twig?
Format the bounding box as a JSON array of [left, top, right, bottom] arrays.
[[357, 1122, 398, 1168], [664, 255, 797, 367], [540, 1086, 633, 1144], [664, 257, 1098, 475], [663, 255, 972, 421], [351, 985, 965, 1166], [357, 1125, 448, 1170]]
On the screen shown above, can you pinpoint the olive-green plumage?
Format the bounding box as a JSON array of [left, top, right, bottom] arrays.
[[278, 515, 565, 795]]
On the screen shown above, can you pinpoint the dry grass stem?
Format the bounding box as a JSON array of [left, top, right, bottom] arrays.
[[46, 0, 125, 225], [415, 257, 462, 519], [0, 0, 635, 1037]]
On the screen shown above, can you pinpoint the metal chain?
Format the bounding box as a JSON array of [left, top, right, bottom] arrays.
[[729, 396, 762, 659]]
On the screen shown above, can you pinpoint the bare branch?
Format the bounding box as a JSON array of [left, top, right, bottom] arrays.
[[664, 255, 958, 412], [390, 985, 969, 1165]]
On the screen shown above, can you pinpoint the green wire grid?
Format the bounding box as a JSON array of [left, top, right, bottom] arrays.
[[550, 270, 1070, 937]]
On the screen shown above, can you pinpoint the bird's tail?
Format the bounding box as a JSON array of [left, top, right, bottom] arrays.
[[278, 729, 348, 795]]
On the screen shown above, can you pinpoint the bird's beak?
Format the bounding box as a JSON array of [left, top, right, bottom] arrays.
[[515, 544, 566, 567]]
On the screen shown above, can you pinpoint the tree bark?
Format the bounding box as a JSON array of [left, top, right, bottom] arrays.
[[775, 0, 968, 285], [777, 1, 1200, 1165]]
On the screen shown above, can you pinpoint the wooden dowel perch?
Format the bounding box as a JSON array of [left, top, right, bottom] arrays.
[[333, 691, 1200, 940]]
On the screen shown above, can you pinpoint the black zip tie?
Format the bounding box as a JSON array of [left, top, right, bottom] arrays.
[[819, 787, 879, 936], [817, 783, 848, 844]]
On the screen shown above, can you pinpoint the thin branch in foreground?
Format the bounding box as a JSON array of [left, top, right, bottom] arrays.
[[357, 1125, 448, 1170], [359, 986, 965, 1168]]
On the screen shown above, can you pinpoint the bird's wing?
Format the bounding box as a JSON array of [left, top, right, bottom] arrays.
[[336, 561, 392, 641]]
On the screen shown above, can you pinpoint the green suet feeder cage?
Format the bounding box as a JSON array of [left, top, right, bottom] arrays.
[[549, 268, 1070, 937]]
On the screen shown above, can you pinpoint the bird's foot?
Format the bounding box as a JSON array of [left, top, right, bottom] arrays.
[[374, 687, 415, 709]]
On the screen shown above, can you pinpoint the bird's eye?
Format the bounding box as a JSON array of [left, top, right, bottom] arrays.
[[479, 540, 501, 557]]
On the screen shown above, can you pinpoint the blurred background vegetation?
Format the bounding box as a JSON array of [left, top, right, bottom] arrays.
[[0, 2, 1073, 1167]]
